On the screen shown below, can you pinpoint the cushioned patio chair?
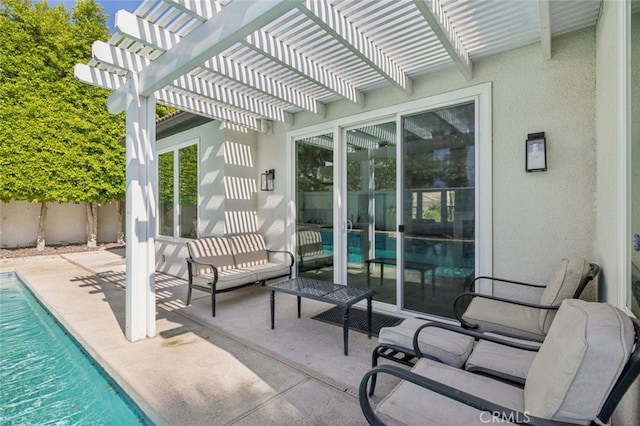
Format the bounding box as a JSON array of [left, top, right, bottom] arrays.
[[368, 258, 598, 393], [454, 258, 600, 341], [368, 319, 540, 396], [360, 299, 640, 426]]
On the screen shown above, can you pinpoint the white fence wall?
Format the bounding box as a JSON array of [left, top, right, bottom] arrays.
[[0, 201, 120, 248]]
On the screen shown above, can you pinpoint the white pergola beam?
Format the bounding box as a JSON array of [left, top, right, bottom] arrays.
[[92, 40, 150, 73], [137, 0, 305, 97], [204, 57, 326, 116], [245, 31, 365, 107], [160, 0, 324, 115], [300, 0, 412, 95], [413, 0, 472, 81], [114, 8, 322, 117], [74, 63, 127, 91], [538, 0, 552, 60], [157, 89, 261, 130], [114, 9, 182, 49], [93, 40, 292, 123], [172, 74, 293, 124], [162, 0, 221, 21]]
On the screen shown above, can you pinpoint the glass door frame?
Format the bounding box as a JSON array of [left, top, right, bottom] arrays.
[[288, 83, 493, 315], [619, 1, 637, 316]]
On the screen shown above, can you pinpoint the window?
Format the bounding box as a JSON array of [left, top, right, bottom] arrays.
[[158, 141, 198, 238]]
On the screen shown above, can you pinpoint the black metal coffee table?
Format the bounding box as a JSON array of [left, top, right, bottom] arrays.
[[267, 277, 375, 356]]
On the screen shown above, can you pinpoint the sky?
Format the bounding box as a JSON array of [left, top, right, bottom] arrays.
[[51, 0, 143, 33]]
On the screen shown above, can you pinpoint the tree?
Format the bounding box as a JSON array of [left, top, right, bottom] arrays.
[[0, 0, 172, 249]]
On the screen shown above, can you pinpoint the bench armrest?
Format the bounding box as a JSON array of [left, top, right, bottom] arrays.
[[185, 257, 219, 285], [186, 257, 220, 270], [267, 249, 295, 268]]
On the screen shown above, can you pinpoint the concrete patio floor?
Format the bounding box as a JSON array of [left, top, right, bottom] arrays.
[[1, 249, 404, 425]]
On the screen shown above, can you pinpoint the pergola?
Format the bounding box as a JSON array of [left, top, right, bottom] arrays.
[[75, 0, 602, 341]]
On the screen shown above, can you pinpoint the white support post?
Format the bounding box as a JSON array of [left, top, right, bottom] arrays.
[[125, 72, 157, 341]]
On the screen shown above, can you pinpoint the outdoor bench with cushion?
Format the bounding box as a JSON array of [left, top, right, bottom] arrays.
[[297, 229, 333, 273], [186, 233, 294, 316]]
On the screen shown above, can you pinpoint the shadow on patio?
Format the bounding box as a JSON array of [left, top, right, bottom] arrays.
[[20, 250, 400, 425]]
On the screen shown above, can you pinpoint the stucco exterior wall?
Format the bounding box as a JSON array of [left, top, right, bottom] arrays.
[[1, 201, 120, 247], [155, 122, 259, 279], [257, 28, 597, 284]]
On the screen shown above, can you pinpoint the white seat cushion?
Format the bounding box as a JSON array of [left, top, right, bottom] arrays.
[[193, 269, 258, 291], [249, 262, 291, 281], [376, 358, 524, 426], [378, 318, 475, 368]]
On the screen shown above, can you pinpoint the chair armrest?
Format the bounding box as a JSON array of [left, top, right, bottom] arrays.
[[470, 275, 546, 292], [412, 322, 540, 359], [359, 365, 574, 426], [267, 250, 295, 267], [453, 292, 560, 329]]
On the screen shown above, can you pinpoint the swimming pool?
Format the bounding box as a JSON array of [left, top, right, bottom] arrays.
[[313, 229, 474, 277], [0, 272, 151, 425]]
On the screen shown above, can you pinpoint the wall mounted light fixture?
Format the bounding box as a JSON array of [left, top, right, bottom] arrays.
[[261, 169, 275, 191], [526, 132, 547, 172]]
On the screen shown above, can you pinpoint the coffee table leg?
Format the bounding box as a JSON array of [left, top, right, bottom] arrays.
[[297, 296, 301, 318], [367, 297, 372, 339], [270, 290, 275, 329], [343, 307, 350, 356]]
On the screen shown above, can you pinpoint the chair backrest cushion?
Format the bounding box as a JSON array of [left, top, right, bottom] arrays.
[[297, 230, 325, 257], [229, 233, 268, 268], [187, 236, 236, 272], [525, 299, 634, 424], [539, 258, 591, 332]]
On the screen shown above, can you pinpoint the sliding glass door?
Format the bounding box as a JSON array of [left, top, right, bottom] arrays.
[[401, 102, 476, 318], [344, 121, 397, 305], [291, 85, 490, 319], [294, 133, 335, 281]]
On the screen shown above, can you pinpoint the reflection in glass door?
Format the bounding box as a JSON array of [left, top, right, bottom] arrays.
[[345, 121, 397, 305], [402, 103, 476, 318], [295, 133, 335, 280]]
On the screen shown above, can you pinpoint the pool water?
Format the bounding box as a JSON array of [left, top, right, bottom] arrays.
[[0, 272, 150, 425], [316, 229, 474, 278]]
